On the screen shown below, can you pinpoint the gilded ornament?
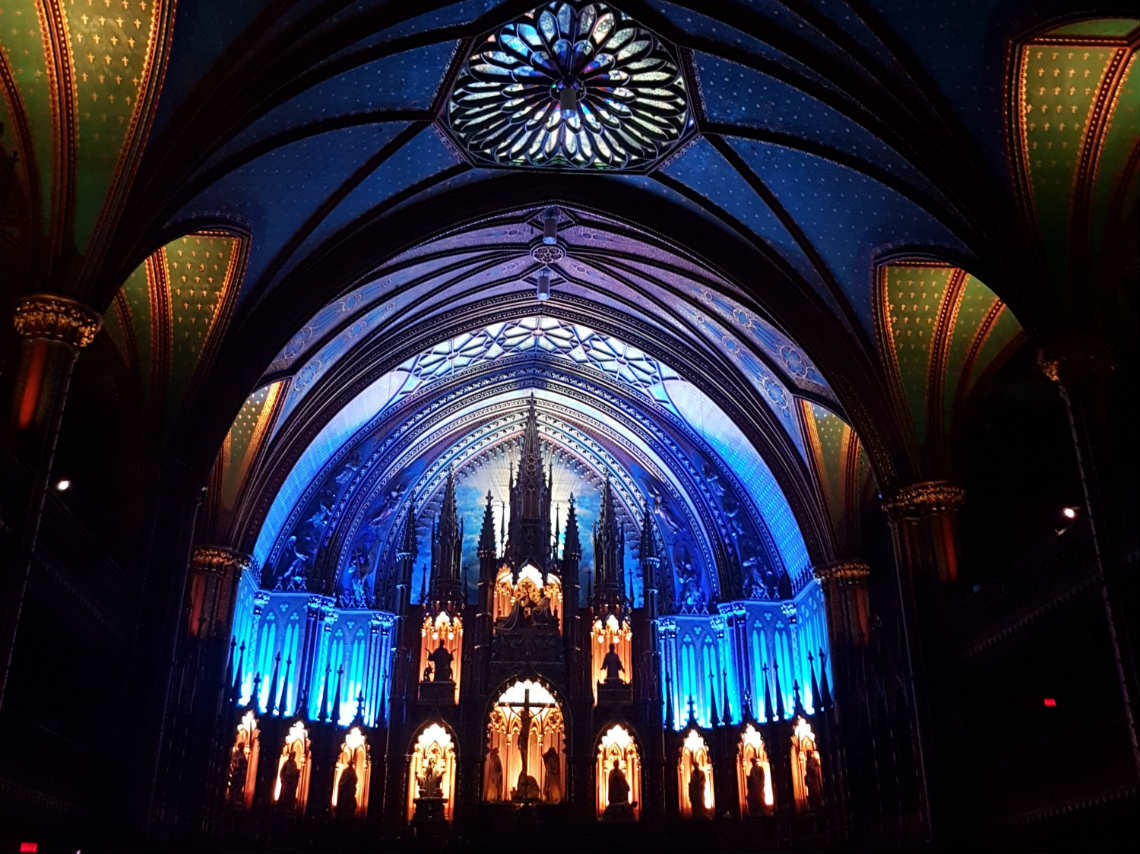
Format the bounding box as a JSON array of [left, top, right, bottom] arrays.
[[881, 481, 965, 518], [813, 559, 870, 587], [13, 294, 102, 349], [191, 545, 253, 576], [1036, 340, 1116, 387]]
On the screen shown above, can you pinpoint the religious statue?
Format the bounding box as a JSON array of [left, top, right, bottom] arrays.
[[278, 535, 311, 592], [688, 764, 709, 819], [422, 663, 433, 683], [278, 754, 300, 809], [746, 757, 768, 815], [335, 764, 358, 819], [541, 746, 562, 802], [675, 551, 703, 609], [602, 758, 634, 821], [484, 746, 503, 802], [419, 758, 444, 799], [601, 642, 625, 684], [226, 746, 247, 805], [428, 639, 453, 682], [512, 705, 541, 801], [804, 750, 823, 809]]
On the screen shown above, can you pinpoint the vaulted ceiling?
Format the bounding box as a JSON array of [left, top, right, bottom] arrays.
[[1, 1, 1135, 591]]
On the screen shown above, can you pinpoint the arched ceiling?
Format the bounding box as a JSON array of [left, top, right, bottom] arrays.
[[1, 1, 1133, 598]]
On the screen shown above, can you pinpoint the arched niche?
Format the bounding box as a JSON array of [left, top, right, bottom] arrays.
[[419, 609, 462, 703], [273, 720, 312, 813], [484, 679, 566, 803], [493, 564, 563, 633], [331, 726, 370, 819], [678, 728, 714, 819], [790, 717, 823, 812], [224, 710, 259, 809], [596, 723, 641, 822], [737, 723, 774, 817], [591, 610, 632, 704], [407, 722, 457, 824]]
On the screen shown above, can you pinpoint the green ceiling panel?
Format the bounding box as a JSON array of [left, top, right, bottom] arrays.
[[964, 306, 1022, 396], [165, 233, 240, 404], [1049, 19, 1138, 38], [1091, 53, 1138, 251], [1, 1, 55, 234], [880, 264, 952, 447], [942, 275, 999, 432], [220, 381, 281, 509], [67, 0, 163, 250], [1021, 43, 1115, 271]]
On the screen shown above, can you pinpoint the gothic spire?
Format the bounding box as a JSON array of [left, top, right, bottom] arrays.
[[593, 473, 625, 597], [478, 490, 497, 556], [399, 500, 417, 558], [431, 468, 463, 598], [563, 493, 581, 560], [506, 397, 553, 568]]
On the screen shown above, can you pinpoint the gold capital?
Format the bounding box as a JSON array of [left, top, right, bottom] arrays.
[[190, 545, 252, 576], [1036, 340, 1115, 387], [882, 480, 965, 518], [13, 294, 102, 349], [813, 559, 871, 586]]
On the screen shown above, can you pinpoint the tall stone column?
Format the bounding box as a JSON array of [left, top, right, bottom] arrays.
[[1038, 343, 1140, 778], [882, 480, 965, 838], [1, 294, 101, 708], [187, 546, 252, 639], [813, 559, 870, 716]]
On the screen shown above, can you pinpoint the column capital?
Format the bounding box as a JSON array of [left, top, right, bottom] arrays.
[[813, 559, 871, 586], [1036, 338, 1115, 388], [882, 480, 965, 519], [190, 545, 252, 577], [13, 293, 102, 350]]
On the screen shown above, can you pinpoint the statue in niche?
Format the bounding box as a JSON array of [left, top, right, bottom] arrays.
[[367, 490, 401, 528], [746, 758, 768, 814], [422, 664, 433, 683], [688, 764, 709, 820], [484, 746, 503, 802], [419, 758, 444, 799], [428, 639, 453, 682], [703, 463, 726, 502], [341, 547, 372, 608], [804, 750, 823, 809], [278, 754, 300, 809], [601, 642, 625, 685], [603, 758, 634, 821], [334, 450, 360, 489], [652, 492, 681, 534], [675, 549, 704, 609], [306, 500, 331, 530], [336, 764, 358, 819], [278, 536, 311, 592], [226, 746, 248, 805], [542, 747, 562, 802]]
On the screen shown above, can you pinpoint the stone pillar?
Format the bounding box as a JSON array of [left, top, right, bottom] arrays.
[[1, 294, 101, 708], [882, 480, 965, 837], [187, 546, 252, 639], [1038, 343, 1140, 778]]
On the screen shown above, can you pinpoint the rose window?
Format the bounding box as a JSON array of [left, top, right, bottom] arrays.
[[448, 1, 691, 169]]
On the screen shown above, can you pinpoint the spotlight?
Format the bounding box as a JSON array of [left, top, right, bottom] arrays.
[[1061, 506, 1078, 520], [55, 479, 71, 492]]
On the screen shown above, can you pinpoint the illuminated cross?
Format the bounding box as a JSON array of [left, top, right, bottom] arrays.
[[502, 686, 557, 774]]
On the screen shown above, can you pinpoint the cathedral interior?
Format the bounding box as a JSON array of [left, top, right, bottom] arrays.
[[0, 1, 1137, 851]]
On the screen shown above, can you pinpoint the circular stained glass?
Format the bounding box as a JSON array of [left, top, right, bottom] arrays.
[[448, 1, 691, 169]]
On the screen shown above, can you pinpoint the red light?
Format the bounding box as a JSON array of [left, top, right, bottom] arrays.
[[19, 843, 38, 853], [1043, 698, 1057, 707]]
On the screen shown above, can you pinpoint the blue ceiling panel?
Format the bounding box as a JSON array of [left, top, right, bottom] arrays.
[[694, 52, 939, 199], [205, 41, 459, 169], [177, 123, 408, 296], [287, 127, 464, 270], [660, 137, 825, 291], [730, 136, 971, 331]]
